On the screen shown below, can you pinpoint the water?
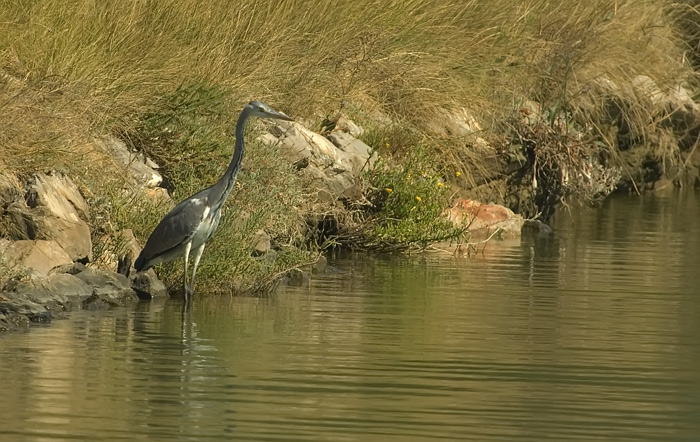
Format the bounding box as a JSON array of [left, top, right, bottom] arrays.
[[1, 190, 699, 441]]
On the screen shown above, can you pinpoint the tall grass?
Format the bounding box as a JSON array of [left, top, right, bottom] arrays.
[[2, 1, 692, 136]]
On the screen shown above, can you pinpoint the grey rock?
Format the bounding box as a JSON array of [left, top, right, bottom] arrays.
[[131, 269, 168, 300], [75, 267, 132, 294], [327, 131, 375, 174], [312, 255, 327, 274], [3, 202, 33, 239], [49, 262, 87, 275], [98, 136, 163, 188]]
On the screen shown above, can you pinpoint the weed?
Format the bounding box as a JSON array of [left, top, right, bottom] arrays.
[[358, 129, 468, 250]]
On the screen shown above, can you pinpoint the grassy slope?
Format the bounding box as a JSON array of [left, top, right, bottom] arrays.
[[0, 0, 697, 291]]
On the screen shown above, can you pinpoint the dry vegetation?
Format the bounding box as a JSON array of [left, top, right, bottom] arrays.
[[1, 0, 697, 291]]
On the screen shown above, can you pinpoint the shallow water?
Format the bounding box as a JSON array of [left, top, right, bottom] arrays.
[[1, 190, 699, 441]]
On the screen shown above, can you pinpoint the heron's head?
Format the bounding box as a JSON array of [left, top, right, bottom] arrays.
[[247, 100, 294, 121]]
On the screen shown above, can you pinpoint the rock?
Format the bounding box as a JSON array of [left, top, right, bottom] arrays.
[[131, 269, 168, 300], [312, 255, 327, 274], [25, 172, 92, 262], [2, 239, 73, 276], [261, 121, 362, 202], [117, 229, 142, 275], [74, 267, 134, 299], [48, 262, 86, 276], [3, 202, 33, 240], [27, 172, 89, 220], [335, 117, 365, 138], [251, 229, 271, 255], [145, 187, 171, 205], [98, 136, 163, 188], [265, 121, 339, 168], [27, 214, 92, 262], [445, 198, 524, 238], [522, 219, 553, 235], [302, 164, 356, 203], [283, 268, 310, 287], [327, 131, 376, 174], [0, 268, 138, 331]]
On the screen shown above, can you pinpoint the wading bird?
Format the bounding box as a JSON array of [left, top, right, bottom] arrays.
[[133, 101, 293, 299]]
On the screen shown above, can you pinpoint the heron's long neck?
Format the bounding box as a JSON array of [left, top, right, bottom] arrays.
[[211, 108, 252, 211]]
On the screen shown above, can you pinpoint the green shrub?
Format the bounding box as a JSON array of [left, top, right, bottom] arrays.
[[361, 129, 467, 249]]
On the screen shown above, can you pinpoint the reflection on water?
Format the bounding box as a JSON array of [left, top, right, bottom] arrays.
[[1, 190, 700, 441]]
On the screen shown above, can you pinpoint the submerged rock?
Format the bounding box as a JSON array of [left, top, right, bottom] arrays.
[[0, 266, 139, 332], [130, 269, 168, 300]]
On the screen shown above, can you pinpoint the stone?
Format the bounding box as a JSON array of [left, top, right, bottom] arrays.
[[2, 239, 73, 276], [27, 214, 92, 262], [312, 255, 327, 274], [117, 229, 142, 274], [327, 131, 376, 174], [98, 136, 163, 188], [261, 121, 363, 202], [445, 198, 524, 238], [74, 267, 133, 295], [3, 202, 33, 240], [25, 172, 92, 262], [264, 121, 339, 169], [302, 165, 356, 203], [0, 267, 139, 331], [27, 172, 89, 220], [251, 229, 271, 254], [131, 269, 168, 300], [145, 187, 171, 205], [335, 117, 365, 138]]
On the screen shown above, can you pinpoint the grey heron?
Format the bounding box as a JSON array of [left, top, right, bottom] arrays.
[[133, 100, 293, 299]]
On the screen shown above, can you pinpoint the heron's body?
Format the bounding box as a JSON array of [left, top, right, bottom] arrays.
[[133, 101, 293, 298]]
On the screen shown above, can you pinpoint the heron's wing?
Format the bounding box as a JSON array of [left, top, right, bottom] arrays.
[[138, 196, 208, 265]]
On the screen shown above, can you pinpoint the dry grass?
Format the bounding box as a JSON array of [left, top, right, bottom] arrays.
[[2, 1, 693, 140]]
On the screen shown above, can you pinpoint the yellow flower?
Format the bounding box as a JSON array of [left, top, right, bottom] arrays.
[[415, 196, 422, 202], [456, 171, 461, 177], [437, 182, 444, 187], [385, 142, 390, 148], [385, 188, 393, 193]]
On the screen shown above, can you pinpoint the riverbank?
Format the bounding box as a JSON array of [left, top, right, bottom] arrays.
[[2, 1, 700, 331]]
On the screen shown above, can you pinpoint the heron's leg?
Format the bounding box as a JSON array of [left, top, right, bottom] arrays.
[[189, 243, 206, 295], [183, 241, 192, 298]]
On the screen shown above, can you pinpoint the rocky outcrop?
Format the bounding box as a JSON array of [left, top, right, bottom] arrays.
[[24, 172, 93, 262], [261, 120, 375, 203], [0, 171, 168, 332], [0, 265, 139, 332]]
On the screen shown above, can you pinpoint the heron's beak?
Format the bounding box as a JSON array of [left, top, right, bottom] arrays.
[[269, 109, 294, 122]]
